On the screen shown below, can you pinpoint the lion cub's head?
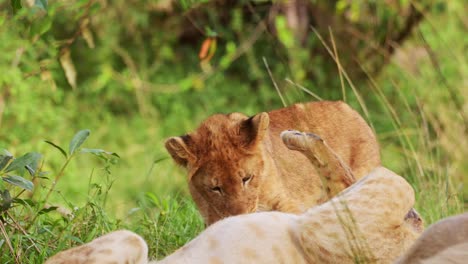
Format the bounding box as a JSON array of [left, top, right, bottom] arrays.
[[165, 112, 270, 225]]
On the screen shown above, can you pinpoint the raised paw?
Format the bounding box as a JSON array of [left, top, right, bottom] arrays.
[[45, 230, 148, 264], [281, 129, 356, 200], [280, 130, 323, 152]]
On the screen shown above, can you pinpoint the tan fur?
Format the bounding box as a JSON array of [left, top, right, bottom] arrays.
[[47, 214, 468, 264], [281, 130, 423, 233], [281, 130, 356, 200], [46, 131, 421, 264], [165, 100, 381, 225], [45, 230, 148, 264], [396, 213, 468, 264]]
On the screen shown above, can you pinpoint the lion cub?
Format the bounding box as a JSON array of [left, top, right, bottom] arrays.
[[165, 101, 381, 224], [46, 131, 419, 264]]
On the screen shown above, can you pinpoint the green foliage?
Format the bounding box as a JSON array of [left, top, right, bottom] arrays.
[[0, 0, 466, 262], [0, 129, 121, 263], [10, 0, 21, 14], [0, 151, 41, 212]]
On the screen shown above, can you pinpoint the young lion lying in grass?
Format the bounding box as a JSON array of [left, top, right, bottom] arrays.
[[46, 130, 422, 264], [165, 101, 381, 225]]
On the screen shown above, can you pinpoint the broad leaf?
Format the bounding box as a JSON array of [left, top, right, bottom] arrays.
[[69, 129, 90, 155], [6, 152, 42, 173], [45, 140, 68, 158], [2, 175, 34, 191]]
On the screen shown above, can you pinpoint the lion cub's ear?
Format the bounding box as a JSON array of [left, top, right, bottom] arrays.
[[240, 112, 270, 147], [165, 136, 195, 167]]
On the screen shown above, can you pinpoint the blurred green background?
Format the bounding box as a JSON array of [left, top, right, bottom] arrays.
[[0, 0, 466, 261]]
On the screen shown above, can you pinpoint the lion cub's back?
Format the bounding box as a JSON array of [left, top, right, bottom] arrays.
[[267, 101, 380, 179]]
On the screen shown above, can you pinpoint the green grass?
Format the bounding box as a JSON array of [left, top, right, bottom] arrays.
[[1, 3, 466, 264]]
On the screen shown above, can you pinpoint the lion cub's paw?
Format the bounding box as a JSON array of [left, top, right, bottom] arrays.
[[280, 130, 323, 152], [45, 230, 148, 264]]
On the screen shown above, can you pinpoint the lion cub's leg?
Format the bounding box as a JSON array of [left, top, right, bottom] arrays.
[[281, 130, 424, 231], [45, 230, 148, 264], [280, 130, 355, 200]]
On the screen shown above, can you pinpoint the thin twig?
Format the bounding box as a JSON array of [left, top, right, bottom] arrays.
[[285, 78, 323, 101], [359, 64, 425, 179], [417, 29, 467, 132], [61, 0, 94, 49], [6, 211, 41, 253], [310, 26, 372, 124], [263, 57, 286, 106], [328, 27, 346, 102]]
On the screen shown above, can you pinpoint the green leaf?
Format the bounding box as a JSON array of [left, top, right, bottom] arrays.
[[69, 129, 90, 155], [275, 15, 294, 48], [0, 150, 13, 171], [12, 198, 36, 207], [80, 148, 120, 158], [127, 207, 141, 215], [89, 2, 101, 14], [30, 16, 52, 37], [37, 171, 50, 179], [45, 140, 68, 158], [10, 0, 22, 14], [34, 0, 48, 10], [67, 235, 84, 244], [25, 165, 35, 176], [153, 156, 169, 164], [2, 175, 34, 191], [1, 149, 13, 156], [38, 206, 58, 215], [1, 190, 12, 211], [6, 152, 42, 173]]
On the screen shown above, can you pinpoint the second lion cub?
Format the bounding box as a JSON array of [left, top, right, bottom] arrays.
[[165, 101, 381, 224]]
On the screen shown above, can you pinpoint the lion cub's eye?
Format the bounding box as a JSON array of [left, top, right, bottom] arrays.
[[211, 186, 222, 194], [242, 175, 252, 186]]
